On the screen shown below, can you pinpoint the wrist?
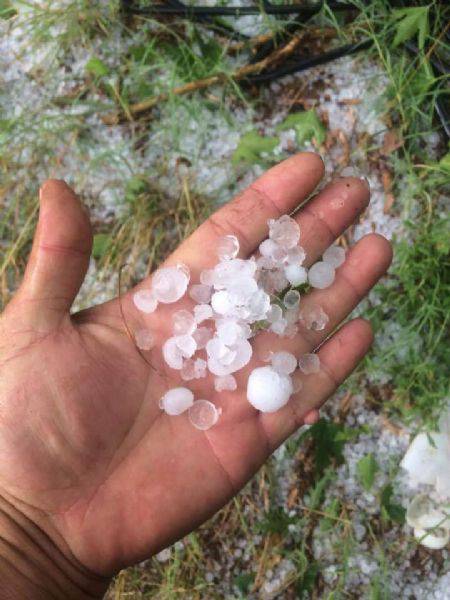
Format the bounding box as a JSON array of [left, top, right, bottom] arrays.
[[0, 494, 110, 599]]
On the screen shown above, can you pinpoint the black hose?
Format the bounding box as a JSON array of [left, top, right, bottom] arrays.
[[132, 3, 355, 17], [244, 38, 373, 84]]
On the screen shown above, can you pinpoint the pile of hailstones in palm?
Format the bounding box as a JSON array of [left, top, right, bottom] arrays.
[[133, 215, 345, 431]]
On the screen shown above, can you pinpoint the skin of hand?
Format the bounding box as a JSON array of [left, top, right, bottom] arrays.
[[0, 153, 392, 599]]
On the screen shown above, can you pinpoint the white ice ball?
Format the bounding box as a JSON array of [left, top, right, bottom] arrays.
[[160, 387, 194, 416], [247, 366, 293, 413]]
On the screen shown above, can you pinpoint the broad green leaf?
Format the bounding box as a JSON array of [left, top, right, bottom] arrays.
[[85, 56, 109, 77], [232, 131, 278, 165], [439, 152, 450, 174], [256, 507, 296, 534], [392, 6, 429, 50], [277, 109, 326, 146], [357, 453, 379, 491], [92, 233, 110, 259], [380, 484, 406, 524], [305, 418, 359, 474], [234, 572, 254, 595]]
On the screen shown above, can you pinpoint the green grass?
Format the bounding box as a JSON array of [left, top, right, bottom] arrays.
[[1, 1, 449, 598]]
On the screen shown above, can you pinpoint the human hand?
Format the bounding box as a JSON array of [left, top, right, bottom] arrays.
[[0, 153, 392, 598]]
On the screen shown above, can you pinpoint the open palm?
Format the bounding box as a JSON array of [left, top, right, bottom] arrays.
[[0, 153, 391, 597]]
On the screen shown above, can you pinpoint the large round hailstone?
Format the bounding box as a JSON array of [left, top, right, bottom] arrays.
[[152, 266, 189, 303], [247, 366, 293, 413], [308, 261, 335, 289], [161, 387, 194, 415]]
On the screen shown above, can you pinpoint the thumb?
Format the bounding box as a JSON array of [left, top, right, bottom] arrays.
[[17, 179, 92, 329]]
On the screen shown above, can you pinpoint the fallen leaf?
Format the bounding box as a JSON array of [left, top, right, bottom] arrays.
[[382, 130, 403, 155]]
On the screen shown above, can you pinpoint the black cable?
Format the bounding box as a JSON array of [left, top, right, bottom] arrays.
[[155, 0, 251, 39], [244, 38, 373, 84], [132, 2, 355, 17]]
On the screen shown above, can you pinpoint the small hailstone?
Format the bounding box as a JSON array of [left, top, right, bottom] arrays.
[[152, 266, 189, 303], [323, 245, 346, 268], [271, 245, 288, 262], [285, 307, 299, 324], [133, 289, 158, 314], [283, 289, 300, 310], [247, 366, 293, 412], [206, 337, 228, 360], [176, 262, 190, 279], [298, 353, 320, 374], [189, 283, 212, 304], [162, 337, 184, 370], [192, 326, 213, 349], [291, 371, 303, 393], [194, 304, 213, 323], [268, 215, 300, 249], [284, 263, 307, 286], [286, 246, 306, 265], [308, 261, 335, 289], [193, 358, 207, 378], [214, 375, 237, 392], [211, 290, 234, 315], [247, 289, 271, 320], [271, 351, 297, 375], [161, 387, 194, 416], [188, 400, 221, 430], [207, 338, 252, 376], [134, 328, 155, 351], [284, 323, 298, 338], [175, 334, 197, 358], [217, 235, 240, 260], [267, 304, 283, 324], [216, 319, 243, 345], [180, 359, 196, 381], [200, 269, 215, 286], [270, 318, 287, 336], [259, 238, 279, 258], [173, 310, 196, 335], [299, 304, 329, 331]]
